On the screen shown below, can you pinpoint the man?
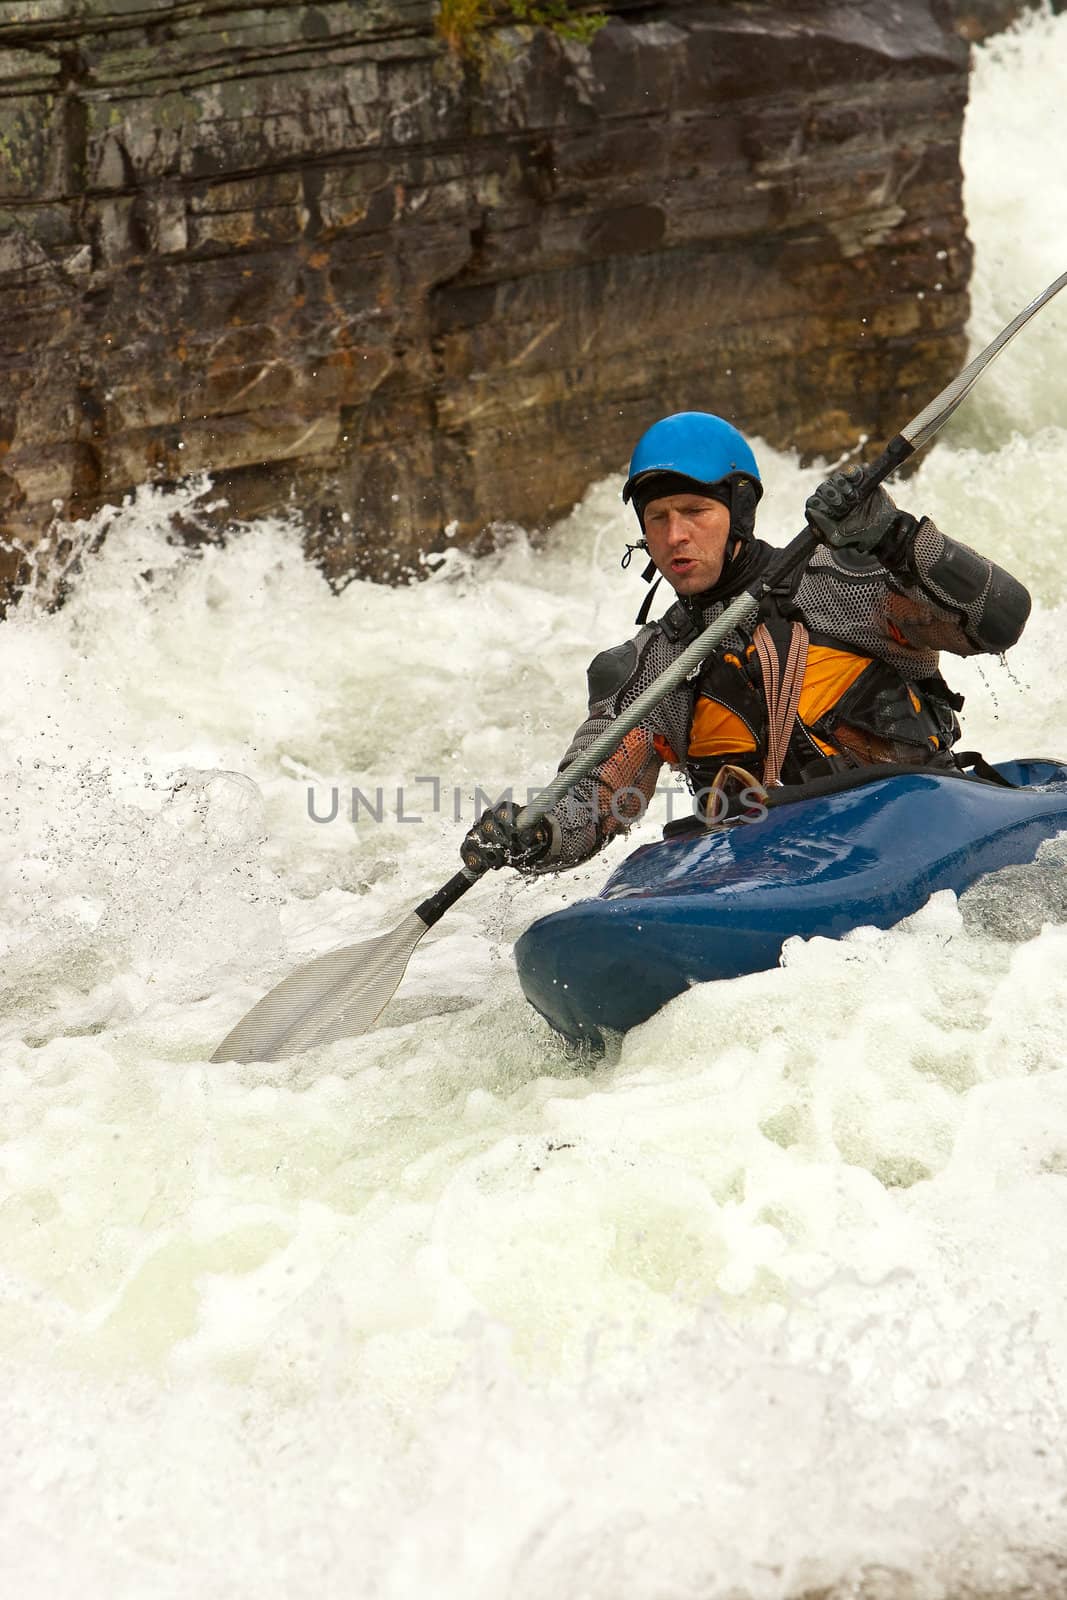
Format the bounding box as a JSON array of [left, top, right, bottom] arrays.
[[461, 411, 1031, 874]]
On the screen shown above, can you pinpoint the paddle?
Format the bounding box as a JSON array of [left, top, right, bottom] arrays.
[[211, 269, 1067, 1064]]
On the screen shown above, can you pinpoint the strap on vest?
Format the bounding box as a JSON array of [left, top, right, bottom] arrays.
[[752, 620, 810, 787], [953, 750, 1018, 787]]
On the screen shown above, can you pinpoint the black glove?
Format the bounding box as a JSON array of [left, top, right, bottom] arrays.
[[805, 465, 915, 558], [461, 800, 555, 874]]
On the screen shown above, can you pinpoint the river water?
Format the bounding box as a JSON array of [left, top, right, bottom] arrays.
[[3, 12, 1067, 1598]]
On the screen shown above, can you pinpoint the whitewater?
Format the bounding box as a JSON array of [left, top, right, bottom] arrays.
[[3, 12, 1067, 1598]]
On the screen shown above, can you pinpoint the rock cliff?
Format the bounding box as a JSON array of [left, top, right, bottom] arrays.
[[0, 0, 972, 602]]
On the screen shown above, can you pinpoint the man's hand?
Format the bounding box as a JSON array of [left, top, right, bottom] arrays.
[[461, 800, 555, 874], [805, 465, 915, 556]]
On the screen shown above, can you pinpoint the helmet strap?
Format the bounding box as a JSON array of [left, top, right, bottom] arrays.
[[635, 575, 662, 626]]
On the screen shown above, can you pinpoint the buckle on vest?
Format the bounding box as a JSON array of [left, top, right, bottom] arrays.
[[658, 601, 699, 645], [697, 764, 770, 827]]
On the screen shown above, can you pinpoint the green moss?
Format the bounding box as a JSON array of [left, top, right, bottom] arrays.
[[436, 0, 607, 56], [0, 99, 53, 196]]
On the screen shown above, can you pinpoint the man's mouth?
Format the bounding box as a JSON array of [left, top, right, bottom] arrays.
[[671, 557, 696, 574]]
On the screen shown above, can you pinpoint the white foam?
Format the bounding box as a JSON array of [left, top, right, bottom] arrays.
[[4, 13, 1067, 1597]]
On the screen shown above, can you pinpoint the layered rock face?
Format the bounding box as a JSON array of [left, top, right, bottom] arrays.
[[1, 0, 971, 601]]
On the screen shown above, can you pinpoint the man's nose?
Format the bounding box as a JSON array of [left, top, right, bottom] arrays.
[[664, 511, 689, 544]]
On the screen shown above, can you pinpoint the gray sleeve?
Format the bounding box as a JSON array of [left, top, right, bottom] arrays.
[[902, 518, 1031, 654], [799, 482, 1031, 665], [523, 626, 691, 873]]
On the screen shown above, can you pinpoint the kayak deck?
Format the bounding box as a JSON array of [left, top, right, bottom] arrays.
[[515, 759, 1067, 1047]]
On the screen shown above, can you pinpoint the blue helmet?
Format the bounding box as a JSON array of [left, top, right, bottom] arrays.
[[622, 412, 762, 526]]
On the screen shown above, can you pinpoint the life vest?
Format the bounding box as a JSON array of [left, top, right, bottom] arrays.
[[683, 616, 962, 792]]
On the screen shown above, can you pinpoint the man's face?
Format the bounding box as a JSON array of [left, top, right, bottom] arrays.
[[642, 493, 732, 595]]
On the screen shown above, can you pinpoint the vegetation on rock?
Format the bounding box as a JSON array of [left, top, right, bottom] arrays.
[[436, 0, 608, 54]]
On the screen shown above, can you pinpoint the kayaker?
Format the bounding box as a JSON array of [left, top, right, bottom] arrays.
[[461, 411, 1032, 874]]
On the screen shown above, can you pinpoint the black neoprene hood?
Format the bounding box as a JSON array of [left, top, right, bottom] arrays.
[[630, 472, 732, 524]]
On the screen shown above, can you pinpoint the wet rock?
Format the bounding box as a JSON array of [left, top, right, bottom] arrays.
[[0, 1, 972, 602]]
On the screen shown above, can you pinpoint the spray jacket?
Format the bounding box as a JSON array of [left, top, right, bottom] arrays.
[[533, 515, 1031, 871]]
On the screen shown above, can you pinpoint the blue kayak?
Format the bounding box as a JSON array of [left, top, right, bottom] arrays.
[[515, 758, 1067, 1047]]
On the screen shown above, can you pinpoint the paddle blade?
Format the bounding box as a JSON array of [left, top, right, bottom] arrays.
[[210, 910, 430, 1064]]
